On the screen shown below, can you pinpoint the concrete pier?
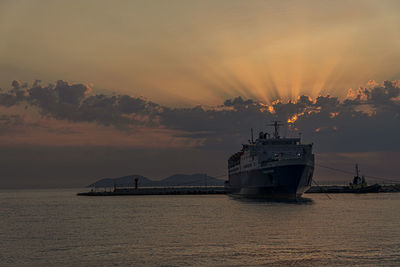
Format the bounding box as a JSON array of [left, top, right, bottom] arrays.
[[77, 184, 400, 196], [77, 186, 226, 196]]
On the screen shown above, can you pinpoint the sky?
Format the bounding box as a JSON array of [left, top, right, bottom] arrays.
[[0, 0, 399, 188]]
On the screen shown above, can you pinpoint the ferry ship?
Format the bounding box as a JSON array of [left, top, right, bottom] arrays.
[[225, 121, 314, 199]]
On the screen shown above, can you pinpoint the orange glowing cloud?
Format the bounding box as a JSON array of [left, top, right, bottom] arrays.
[[288, 112, 305, 124]]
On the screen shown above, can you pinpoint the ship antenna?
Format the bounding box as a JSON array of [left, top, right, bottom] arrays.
[[251, 128, 254, 143]]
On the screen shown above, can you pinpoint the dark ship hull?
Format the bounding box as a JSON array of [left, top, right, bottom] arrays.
[[226, 158, 314, 200]]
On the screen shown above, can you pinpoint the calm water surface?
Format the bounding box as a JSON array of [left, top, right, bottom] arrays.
[[1, 189, 400, 266]]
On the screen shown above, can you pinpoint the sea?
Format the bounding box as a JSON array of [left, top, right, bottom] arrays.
[[1, 189, 400, 266]]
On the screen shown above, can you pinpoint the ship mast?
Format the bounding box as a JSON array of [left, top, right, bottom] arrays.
[[355, 164, 360, 177], [267, 121, 283, 139]]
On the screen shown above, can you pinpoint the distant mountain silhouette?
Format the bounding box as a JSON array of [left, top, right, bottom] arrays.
[[88, 173, 224, 188], [88, 175, 154, 188]]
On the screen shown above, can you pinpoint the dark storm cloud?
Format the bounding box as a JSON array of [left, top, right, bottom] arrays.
[[0, 92, 20, 107], [0, 79, 399, 152], [0, 80, 161, 128], [289, 81, 400, 152], [55, 80, 88, 105]]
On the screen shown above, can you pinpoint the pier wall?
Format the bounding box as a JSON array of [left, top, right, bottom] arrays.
[[77, 184, 400, 196]]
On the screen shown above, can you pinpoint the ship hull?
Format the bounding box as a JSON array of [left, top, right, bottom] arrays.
[[226, 159, 314, 200]]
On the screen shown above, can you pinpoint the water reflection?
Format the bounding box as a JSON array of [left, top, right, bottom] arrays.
[[228, 196, 314, 204]]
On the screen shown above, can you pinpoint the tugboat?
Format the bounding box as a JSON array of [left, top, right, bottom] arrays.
[[347, 164, 380, 193], [225, 121, 314, 199]]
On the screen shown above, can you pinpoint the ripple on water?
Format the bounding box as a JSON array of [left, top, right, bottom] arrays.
[[0, 190, 399, 266]]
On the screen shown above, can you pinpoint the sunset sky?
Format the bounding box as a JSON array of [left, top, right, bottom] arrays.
[[0, 0, 399, 188]]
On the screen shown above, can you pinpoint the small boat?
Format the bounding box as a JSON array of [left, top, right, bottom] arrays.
[[347, 164, 380, 193]]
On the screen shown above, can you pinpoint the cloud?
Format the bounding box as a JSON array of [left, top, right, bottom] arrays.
[[0, 114, 24, 134], [0, 79, 399, 153], [55, 80, 90, 105], [1, 80, 161, 128]]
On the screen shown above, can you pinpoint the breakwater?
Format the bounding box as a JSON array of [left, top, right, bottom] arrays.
[[77, 186, 226, 196], [306, 184, 400, 193], [77, 184, 400, 196]]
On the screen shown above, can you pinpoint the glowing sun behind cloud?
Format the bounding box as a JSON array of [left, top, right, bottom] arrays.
[[0, 0, 400, 106]]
